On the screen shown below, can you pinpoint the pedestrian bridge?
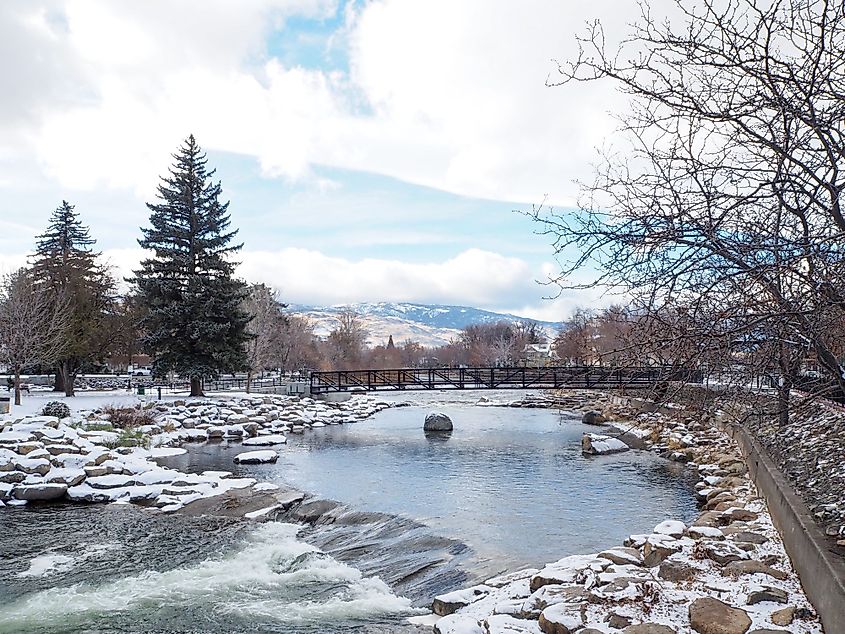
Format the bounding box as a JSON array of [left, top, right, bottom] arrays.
[[309, 366, 700, 394]]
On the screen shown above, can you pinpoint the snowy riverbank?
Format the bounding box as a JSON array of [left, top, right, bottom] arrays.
[[419, 401, 824, 634], [0, 390, 828, 634], [0, 393, 391, 512]]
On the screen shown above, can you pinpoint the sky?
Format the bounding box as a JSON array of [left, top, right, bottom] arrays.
[[0, 0, 644, 321]]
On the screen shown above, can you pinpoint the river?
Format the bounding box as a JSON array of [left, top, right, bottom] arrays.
[[0, 391, 698, 633]]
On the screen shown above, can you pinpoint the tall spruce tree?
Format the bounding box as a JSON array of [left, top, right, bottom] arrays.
[[134, 135, 250, 396], [31, 201, 114, 396]]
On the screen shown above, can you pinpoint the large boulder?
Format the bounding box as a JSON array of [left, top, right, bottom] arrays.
[[581, 410, 606, 425], [13, 483, 68, 501], [425, 412, 453, 432], [689, 597, 752, 634]]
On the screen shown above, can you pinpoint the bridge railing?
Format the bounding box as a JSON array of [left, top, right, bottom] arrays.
[[309, 365, 700, 394]]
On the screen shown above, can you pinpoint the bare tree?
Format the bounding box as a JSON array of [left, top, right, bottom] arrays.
[[0, 269, 68, 405], [326, 310, 368, 369], [242, 284, 286, 393], [275, 314, 321, 374], [535, 0, 845, 421]]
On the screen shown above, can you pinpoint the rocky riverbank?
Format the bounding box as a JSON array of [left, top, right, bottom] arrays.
[[0, 394, 390, 512], [421, 399, 824, 634], [476, 391, 616, 411]]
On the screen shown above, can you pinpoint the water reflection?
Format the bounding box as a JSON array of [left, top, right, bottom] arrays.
[[424, 430, 452, 441], [169, 396, 698, 570]]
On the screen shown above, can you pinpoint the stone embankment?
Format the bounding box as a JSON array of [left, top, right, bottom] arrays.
[[425, 401, 823, 634], [0, 394, 389, 513], [742, 399, 845, 545], [477, 391, 616, 411]]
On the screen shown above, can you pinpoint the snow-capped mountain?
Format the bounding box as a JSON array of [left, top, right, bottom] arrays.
[[288, 302, 561, 348]]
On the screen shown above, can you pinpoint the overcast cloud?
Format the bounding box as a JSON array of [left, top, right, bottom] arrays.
[[0, 0, 641, 319]]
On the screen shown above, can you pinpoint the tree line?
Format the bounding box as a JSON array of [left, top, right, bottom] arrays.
[[0, 138, 302, 401]]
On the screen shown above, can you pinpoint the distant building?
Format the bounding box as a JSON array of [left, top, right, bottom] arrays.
[[521, 343, 558, 366], [105, 354, 152, 374]]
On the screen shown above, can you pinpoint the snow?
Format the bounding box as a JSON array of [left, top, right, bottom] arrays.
[[653, 519, 686, 536], [431, 614, 485, 634], [539, 603, 582, 631], [241, 434, 287, 446], [253, 482, 280, 492], [17, 553, 75, 578]]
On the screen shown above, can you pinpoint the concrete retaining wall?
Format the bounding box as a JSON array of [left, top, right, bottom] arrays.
[[614, 392, 845, 632], [723, 422, 845, 634]]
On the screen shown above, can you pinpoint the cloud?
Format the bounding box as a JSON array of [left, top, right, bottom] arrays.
[[3, 0, 640, 205], [0, 1, 643, 318], [237, 247, 537, 307], [0, 244, 606, 322], [97, 246, 581, 313]]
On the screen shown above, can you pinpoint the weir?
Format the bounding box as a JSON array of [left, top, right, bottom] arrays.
[[309, 365, 701, 394]]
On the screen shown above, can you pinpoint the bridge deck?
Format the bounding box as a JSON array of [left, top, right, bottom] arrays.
[[309, 366, 697, 394]]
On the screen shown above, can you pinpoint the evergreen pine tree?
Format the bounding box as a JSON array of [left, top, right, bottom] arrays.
[[133, 135, 250, 396], [31, 201, 114, 396]]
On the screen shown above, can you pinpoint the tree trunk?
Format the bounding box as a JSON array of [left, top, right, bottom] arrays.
[[53, 363, 65, 392], [777, 378, 791, 427], [246, 370, 252, 394], [63, 359, 75, 397], [190, 377, 203, 397], [13, 365, 21, 406]]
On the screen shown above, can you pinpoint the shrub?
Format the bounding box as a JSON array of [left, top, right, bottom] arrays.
[[42, 401, 70, 419], [105, 428, 149, 449], [100, 405, 156, 429]]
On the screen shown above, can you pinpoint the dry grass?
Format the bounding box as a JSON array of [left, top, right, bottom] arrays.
[[100, 404, 156, 429]]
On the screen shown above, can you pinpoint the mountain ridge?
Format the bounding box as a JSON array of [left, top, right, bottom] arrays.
[[289, 302, 561, 348]]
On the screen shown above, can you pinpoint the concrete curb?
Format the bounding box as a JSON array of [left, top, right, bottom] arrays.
[[724, 422, 845, 634]]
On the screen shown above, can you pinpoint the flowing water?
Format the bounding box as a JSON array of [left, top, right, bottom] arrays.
[[0, 391, 699, 633]]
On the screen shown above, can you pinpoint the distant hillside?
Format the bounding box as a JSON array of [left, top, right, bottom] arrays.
[[289, 302, 561, 348]]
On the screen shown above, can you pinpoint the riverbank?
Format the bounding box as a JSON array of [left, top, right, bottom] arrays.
[[423, 396, 824, 634], [0, 393, 392, 511], [1, 388, 827, 634]]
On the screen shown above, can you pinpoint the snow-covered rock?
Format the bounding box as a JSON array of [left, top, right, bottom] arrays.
[[233, 450, 278, 464], [433, 614, 485, 634], [433, 585, 494, 616], [653, 519, 686, 537], [580, 433, 629, 455]]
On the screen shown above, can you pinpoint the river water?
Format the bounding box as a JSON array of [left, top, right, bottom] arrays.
[[0, 391, 698, 633]]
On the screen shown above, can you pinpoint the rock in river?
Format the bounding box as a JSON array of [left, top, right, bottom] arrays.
[[425, 412, 453, 432], [581, 433, 629, 455], [233, 450, 279, 464], [582, 410, 606, 425]]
